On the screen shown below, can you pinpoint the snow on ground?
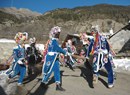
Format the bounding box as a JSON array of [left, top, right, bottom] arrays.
[[113, 58, 130, 72], [0, 39, 15, 43], [0, 39, 44, 53], [24, 44, 44, 53]]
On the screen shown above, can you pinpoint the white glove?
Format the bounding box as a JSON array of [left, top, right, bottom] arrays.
[[85, 56, 89, 60], [66, 52, 71, 56], [18, 60, 23, 64], [98, 49, 103, 53], [103, 49, 108, 55]]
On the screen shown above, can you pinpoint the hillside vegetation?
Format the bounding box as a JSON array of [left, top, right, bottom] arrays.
[[0, 4, 130, 43], [0, 10, 22, 24], [38, 4, 130, 24]]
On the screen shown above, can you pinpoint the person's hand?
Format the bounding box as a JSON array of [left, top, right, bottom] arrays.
[[85, 56, 89, 60], [66, 52, 71, 56], [17, 60, 23, 64], [98, 49, 102, 52]]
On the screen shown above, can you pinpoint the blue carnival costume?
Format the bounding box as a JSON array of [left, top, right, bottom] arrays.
[[8, 45, 26, 84], [41, 26, 66, 91], [7, 32, 28, 85], [6, 46, 24, 75], [87, 26, 114, 88], [42, 38, 66, 83]]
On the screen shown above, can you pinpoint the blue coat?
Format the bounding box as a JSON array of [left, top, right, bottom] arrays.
[[43, 38, 66, 75]]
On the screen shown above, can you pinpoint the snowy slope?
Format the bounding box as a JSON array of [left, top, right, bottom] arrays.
[[113, 58, 130, 72], [0, 39, 15, 43]]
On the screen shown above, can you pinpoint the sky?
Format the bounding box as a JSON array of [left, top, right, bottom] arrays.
[[0, 0, 130, 14]]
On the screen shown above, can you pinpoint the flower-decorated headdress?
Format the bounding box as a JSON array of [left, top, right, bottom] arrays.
[[14, 32, 28, 44], [49, 26, 61, 38], [29, 37, 36, 44]]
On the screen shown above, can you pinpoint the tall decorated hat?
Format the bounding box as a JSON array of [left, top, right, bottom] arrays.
[[29, 37, 36, 44], [91, 25, 100, 34], [49, 26, 61, 38], [14, 32, 28, 44]]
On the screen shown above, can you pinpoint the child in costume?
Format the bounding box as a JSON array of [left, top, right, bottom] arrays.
[[86, 25, 114, 88], [65, 39, 77, 69], [7, 32, 28, 86], [41, 26, 68, 91], [78, 32, 89, 64], [26, 37, 38, 75]]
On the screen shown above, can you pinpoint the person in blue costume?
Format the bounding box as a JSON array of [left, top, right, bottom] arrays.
[[86, 25, 114, 88], [7, 32, 28, 86], [41, 26, 68, 91]]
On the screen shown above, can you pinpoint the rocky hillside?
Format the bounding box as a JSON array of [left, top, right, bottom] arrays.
[[40, 4, 130, 24], [0, 7, 41, 17], [0, 7, 41, 32], [109, 23, 130, 55], [0, 4, 130, 43], [0, 7, 41, 23], [0, 4, 130, 41], [0, 7, 41, 39]]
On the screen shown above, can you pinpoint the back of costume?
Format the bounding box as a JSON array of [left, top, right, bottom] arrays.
[[86, 27, 114, 88], [42, 38, 66, 83]]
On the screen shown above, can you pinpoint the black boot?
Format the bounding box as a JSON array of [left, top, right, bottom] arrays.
[[66, 62, 74, 71], [56, 84, 65, 91], [40, 82, 48, 89]]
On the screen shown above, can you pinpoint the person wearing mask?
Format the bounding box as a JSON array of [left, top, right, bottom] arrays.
[[86, 25, 114, 88], [7, 32, 28, 86], [26, 37, 38, 75], [41, 26, 69, 91]]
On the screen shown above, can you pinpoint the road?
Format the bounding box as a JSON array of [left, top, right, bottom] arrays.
[[15, 64, 130, 95]]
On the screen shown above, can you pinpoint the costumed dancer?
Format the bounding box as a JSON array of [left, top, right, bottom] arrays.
[[78, 32, 89, 64], [86, 25, 114, 88], [41, 26, 68, 91], [26, 37, 38, 75], [65, 39, 77, 69], [7, 32, 28, 86]]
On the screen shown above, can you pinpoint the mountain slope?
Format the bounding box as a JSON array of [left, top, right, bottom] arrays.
[[0, 7, 41, 24], [0, 7, 41, 18], [0, 10, 22, 24], [38, 4, 130, 24], [0, 4, 130, 44]]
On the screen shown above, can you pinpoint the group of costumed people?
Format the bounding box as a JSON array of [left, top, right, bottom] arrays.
[[5, 32, 41, 85], [3, 25, 115, 92], [40, 25, 116, 90]]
